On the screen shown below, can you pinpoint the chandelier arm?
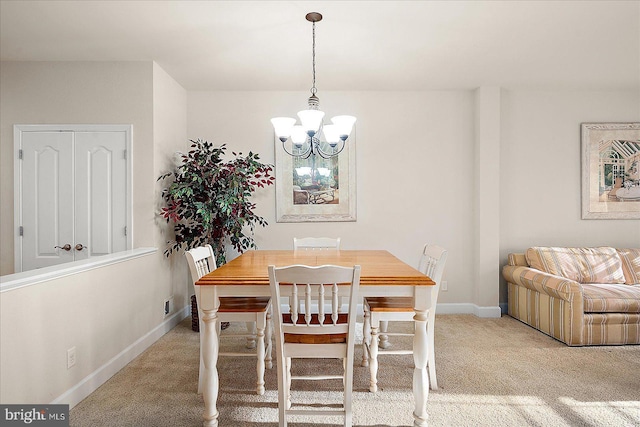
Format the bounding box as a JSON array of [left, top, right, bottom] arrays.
[[281, 140, 313, 159], [315, 140, 346, 159]]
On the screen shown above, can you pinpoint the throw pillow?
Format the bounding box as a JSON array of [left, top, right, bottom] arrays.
[[617, 248, 640, 284]]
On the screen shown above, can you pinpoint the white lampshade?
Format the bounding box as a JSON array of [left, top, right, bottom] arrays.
[[271, 117, 296, 141], [322, 124, 340, 146], [297, 109, 325, 136], [290, 125, 307, 147], [331, 115, 357, 140]]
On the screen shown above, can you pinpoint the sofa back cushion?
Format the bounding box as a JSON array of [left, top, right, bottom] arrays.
[[525, 247, 625, 284], [617, 248, 640, 284]]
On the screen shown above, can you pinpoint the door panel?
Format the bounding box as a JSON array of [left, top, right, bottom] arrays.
[[16, 125, 131, 272], [74, 131, 127, 260], [21, 132, 74, 271]]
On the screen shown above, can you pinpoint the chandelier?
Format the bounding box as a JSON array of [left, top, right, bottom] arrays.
[[271, 12, 356, 159]]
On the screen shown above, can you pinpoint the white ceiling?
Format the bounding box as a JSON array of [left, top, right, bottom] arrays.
[[1, 1, 639, 91]]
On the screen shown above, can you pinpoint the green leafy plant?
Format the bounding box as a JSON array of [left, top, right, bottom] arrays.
[[158, 139, 275, 265]]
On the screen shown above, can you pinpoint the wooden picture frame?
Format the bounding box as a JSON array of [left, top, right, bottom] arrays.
[[581, 123, 640, 219]]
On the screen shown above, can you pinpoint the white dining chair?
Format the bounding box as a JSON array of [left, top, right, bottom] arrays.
[[268, 264, 361, 427], [185, 245, 272, 395], [361, 244, 448, 391], [293, 237, 341, 250]]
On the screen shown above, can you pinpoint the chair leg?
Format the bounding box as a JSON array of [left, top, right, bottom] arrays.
[[379, 320, 391, 349], [246, 322, 257, 349], [427, 315, 438, 390], [265, 308, 273, 369], [344, 359, 353, 427], [277, 354, 287, 427], [256, 316, 266, 395], [369, 320, 380, 392], [198, 316, 204, 394], [342, 358, 347, 388], [361, 308, 371, 367], [285, 357, 292, 409]]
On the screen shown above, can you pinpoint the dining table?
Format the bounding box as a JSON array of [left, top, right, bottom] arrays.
[[195, 249, 436, 427]]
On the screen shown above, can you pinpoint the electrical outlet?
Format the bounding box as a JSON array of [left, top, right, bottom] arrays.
[[164, 296, 174, 317], [67, 347, 76, 369], [441, 280, 448, 292]]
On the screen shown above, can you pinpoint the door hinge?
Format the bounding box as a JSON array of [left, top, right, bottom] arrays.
[[124, 226, 127, 236], [19, 226, 23, 236], [18, 149, 23, 160], [123, 149, 127, 160]]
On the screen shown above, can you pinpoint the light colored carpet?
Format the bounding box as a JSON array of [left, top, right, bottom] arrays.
[[70, 315, 640, 427]]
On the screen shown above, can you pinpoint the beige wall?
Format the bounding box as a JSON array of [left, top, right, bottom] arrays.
[[0, 61, 189, 405], [499, 89, 640, 301], [0, 253, 161, 404], [152, 62, 191, 311]]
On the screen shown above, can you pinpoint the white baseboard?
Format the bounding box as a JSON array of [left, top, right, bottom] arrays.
[[436, 303, 502, 318], [295, 303, 503, 318], [52, 304, 190, 409]]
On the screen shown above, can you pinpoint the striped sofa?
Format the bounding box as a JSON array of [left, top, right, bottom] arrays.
[[503, 247, 640, 346]]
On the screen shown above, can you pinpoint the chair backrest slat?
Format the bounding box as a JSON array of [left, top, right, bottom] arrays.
[[291, 283, 299, 323], [331, 283, 339, 324]]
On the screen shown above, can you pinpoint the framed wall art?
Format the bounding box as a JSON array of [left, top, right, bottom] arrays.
[[275, 131, 356, 222], [581, 122, 640, 219]]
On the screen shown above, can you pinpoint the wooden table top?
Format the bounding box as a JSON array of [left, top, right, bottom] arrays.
[[196, 250, 435, 287]]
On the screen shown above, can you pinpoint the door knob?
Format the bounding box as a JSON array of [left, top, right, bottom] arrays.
[[75, 244, 87, 251], [54, 244, 72, 251]]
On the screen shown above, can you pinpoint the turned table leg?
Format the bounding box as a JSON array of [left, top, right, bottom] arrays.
[[202, 307, 220, 427], [412, 310, 429, 427]]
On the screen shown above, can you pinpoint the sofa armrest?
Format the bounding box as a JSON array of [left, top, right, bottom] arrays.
[[502, 265, 582, 302], [503, 264, 586, 346]]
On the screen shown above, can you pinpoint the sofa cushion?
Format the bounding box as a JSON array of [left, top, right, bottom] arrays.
[[526, 247, 625, 284], [582, 284, 640, 313], [617, 248, 640, 284]]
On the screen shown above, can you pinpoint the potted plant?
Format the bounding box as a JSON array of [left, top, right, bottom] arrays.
[[158, 139, 275, 266]]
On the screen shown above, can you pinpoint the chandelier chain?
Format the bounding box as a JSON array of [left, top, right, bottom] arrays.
[[311, 21, 317, 96]]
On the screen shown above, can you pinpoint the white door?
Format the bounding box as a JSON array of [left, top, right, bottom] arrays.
[[74, 131, 128, 260], [15, 125, 132, 272], [20, 131, 75, 270]]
